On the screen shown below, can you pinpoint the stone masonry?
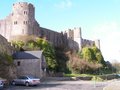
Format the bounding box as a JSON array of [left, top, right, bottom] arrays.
[[0, 2, 100, 51]]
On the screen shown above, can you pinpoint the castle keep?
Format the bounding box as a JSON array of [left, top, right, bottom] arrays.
[[0, 2, 100, 51]]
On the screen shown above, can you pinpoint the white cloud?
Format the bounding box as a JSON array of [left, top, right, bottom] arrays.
[[91, 21, 120, 62], [54, 0, 72, 9]]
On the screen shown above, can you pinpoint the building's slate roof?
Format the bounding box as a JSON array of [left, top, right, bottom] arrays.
[[13, 51, 43, 59]]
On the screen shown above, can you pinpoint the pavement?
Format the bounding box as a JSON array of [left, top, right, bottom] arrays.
[[42, 78, 120, 90], [3, 77, 120, 90], [41, 80, 105, 85], [41, 77, 116, 85], [103, 79, 120, 90]]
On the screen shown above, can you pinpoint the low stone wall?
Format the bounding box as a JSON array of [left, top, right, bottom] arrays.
[[43, 76, 92, 81], [76, 76, 92, 80], [99, 74, 119, 80], [44, 74, 119, 81]]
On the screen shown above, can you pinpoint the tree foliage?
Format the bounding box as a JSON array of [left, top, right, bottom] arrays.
[[11, 41, 24, 51], [82, 47, 95, 61], [36, 38, 57, 71], [67, 46, 106, 74], [67, 53, 102, 74], [11, 38, 107, 74], [81, 46, 106, 65], [55, 47, 69, 73], [11, 38, 57, 72], [0, 52, 13, 65]]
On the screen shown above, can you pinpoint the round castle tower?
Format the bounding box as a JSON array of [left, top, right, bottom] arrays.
[[11, 2, 35, 39]]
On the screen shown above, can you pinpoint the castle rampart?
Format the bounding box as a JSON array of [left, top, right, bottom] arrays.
[[0, 2, 100, 51], [11, 2, 35, 37], [0, 14, 12, 41]]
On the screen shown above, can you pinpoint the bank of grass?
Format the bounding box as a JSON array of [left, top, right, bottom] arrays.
[[63, 73, 119, 81], [64, 73, 94, 77]]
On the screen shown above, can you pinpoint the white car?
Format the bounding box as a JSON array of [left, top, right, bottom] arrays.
[[12, 75, 40, 86]]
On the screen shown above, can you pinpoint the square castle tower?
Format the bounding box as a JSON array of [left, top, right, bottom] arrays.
[[0, 2, 100, 51]]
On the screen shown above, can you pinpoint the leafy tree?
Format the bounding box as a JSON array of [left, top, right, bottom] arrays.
[[11, 41, 24, 51], [81, 47, 95, 62], [0, 52, 13, 64], [11, 38, 57, 72], [36, 38, 44, 49], [92, 46, 106, 66], [55, 47, 69, 73], [81, 46, 105, 65], [40, 40, 57, 71], [67, 54, 102, 74], [67, 46, 106, 74], [26, 40, 38, 50], [92, 46, 100, 54]]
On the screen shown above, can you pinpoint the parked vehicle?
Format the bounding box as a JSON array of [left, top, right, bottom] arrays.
[[117, 74, 120, 76], [0, 80, 4, 89], [12, 75, 40, 86]]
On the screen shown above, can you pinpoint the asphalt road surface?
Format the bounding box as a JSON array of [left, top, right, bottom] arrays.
[[3, 80, 107, 90]]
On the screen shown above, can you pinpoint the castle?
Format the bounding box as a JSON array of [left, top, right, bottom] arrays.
[[0, 2, 100, 51]]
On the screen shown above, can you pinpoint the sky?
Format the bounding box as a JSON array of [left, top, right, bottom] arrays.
[[0, 0, 120, 62]]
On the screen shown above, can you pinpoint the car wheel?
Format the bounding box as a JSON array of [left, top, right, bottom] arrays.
[[12, 81, 16, 85], [25, 82, 29, 86]]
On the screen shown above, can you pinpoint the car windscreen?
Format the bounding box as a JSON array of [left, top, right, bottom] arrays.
[[28, 76, 37, 79], [18, 76, 28, 79]]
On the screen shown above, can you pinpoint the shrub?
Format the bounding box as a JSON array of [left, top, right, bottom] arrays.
[[92, 76, 103, 81]]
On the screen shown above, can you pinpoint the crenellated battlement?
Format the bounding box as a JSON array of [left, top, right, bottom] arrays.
[[12, 2, 35, 17], [64, 27, 100, 50], [11, 2, 35, 37], [13, 2, 34, 8], [0, 2, 100, 51]]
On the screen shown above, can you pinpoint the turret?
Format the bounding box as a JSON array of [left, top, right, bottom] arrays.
[[95, 39, 100, 49], [73, 27, 82, 51], [11, 2, 35, 40]]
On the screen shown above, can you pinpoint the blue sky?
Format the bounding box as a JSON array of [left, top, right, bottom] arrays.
[[1, 0, 120, 62]]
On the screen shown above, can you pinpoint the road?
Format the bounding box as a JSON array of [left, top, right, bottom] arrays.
[[3, 80, 108, 90]]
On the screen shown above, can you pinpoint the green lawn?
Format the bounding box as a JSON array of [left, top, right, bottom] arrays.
[[63, 73, 119, 81], [64, 73, 94, 77]]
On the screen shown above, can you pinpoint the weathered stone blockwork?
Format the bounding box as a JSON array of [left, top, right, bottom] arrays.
[[0, 2, 100, 51]]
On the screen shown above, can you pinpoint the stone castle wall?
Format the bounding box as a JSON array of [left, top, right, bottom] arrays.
[[40, 27, 66, 47], [0, 2, 100, 51], [0, 14, 12, 41], [11, 2, 35, 36]]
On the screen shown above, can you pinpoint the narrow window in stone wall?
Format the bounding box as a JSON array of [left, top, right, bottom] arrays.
[[24, 11, 25, 14], [24, 11, 27, 15], [23, 21, 25, 24], [14, 21, 17, 25], [23, 21, 27, 24], [17, 61, 20, 66]]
